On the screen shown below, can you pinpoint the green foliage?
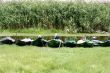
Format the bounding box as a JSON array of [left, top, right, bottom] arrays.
[[0, 2, 110, 33]]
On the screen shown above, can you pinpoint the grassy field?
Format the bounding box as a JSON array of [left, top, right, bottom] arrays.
[[0, 45, 110, 73]]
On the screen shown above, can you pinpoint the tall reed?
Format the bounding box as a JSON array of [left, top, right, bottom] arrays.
[[0, 1, 110, 33]]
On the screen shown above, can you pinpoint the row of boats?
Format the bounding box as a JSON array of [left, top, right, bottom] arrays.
[[0, 35, 110, 48]]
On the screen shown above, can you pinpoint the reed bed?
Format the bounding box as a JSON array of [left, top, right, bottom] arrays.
[[0, 1, 110, 33]]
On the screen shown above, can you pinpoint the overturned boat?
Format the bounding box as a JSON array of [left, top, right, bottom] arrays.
[[48, 39, 63, 48], [77, 39, 94, 47], [101, 40, 110, 47], [92, 37, 104, 46], [64, 40, 76, 47], [32, 35, 48, 47], [92, 40, 104, 46], [48, 34, 63, 48], [16, 38, 33, 46], [0, 37, 15, 45]]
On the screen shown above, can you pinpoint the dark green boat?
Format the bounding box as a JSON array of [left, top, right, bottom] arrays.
[[77, 39, 94, 47], [100, 40, 110, 47], [32, 37, 48, 47], [48, 39, 63, 48], [64, 40, 76, 47]]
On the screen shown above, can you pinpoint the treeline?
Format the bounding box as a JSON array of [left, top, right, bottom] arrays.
[[0, 1, 110, 33]]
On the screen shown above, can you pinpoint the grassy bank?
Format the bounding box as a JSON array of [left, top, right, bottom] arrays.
[[0, 2, 110, 33], [0, 45, 110, 73], [0, 28, 110, 36], [0, 32, 110, 36]]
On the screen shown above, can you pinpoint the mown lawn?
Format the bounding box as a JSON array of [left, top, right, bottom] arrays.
[[0, 45, 110, 73]]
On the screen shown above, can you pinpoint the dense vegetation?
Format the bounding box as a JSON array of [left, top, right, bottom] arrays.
[[0, 45, 110, 73], [0, 1, 110, 33]]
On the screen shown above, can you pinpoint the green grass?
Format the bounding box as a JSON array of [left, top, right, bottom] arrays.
[[0, 45, 110, 73], [0, 28, 65, 36], [0, 29, 110, 36], [0, 32, 110, 37]]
